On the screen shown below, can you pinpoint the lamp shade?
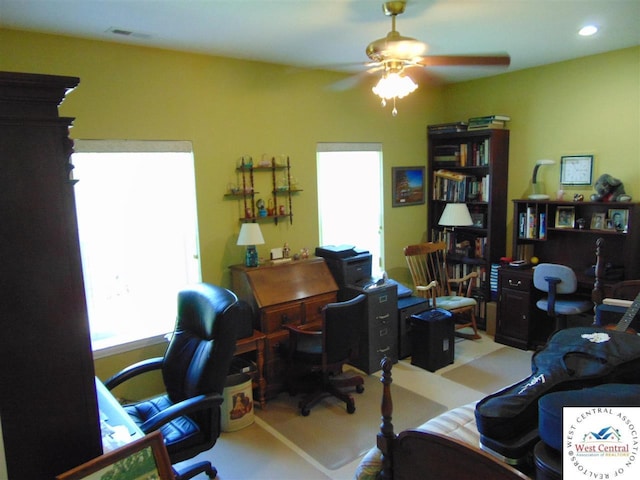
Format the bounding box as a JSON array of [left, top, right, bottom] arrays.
[[237, 223, 265, 246], [438, 203, 473, 227]]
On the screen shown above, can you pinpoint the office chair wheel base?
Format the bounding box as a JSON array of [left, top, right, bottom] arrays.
[[347, 402, 356, 414], [356, 384, 364, 394]]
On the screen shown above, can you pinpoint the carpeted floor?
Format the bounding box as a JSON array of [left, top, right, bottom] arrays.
[[441, 346, 533, 394], [255, 372, 447, 470]]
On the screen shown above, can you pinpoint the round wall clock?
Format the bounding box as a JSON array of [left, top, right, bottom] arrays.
[[560, 155, 593, 186]]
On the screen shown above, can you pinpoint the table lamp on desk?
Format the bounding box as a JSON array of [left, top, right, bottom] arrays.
[[529, 159, 555, 200], [237, 223, 265, 267]]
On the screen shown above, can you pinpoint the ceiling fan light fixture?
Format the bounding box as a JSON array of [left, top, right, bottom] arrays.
[[372, 71, 417, 101]]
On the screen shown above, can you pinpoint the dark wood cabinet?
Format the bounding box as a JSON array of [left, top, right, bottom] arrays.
[[512, 200, 640, 281], [0, 72, 102, 478], [427, 128, 510, 316], [495, 268, 551, 350]]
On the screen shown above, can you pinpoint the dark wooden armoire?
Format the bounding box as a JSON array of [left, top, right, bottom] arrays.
[[0, 72, 102, 478]]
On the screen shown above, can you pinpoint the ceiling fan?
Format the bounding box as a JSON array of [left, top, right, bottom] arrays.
[[364, 1, 510, 115]]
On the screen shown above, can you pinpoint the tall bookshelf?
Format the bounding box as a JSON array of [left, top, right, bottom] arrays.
[[427, 128, 510, 312]]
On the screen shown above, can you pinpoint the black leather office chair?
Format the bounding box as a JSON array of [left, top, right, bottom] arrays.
[[282, 294, 366, 416], [533, 263, 593, 331], [105, 283, 249, 480]]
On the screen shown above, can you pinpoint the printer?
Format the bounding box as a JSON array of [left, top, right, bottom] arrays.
[[315, 245, 372, 287]]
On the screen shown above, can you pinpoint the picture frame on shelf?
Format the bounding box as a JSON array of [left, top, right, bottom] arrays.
[[470, 212, 485, 228], [555, 206, 575, 229], [608, 208, 628, 232], [560, 155, 593, 186], [590, 212, 606, 230], [392, 166, 425, 207], [56, 431, 174, 480]]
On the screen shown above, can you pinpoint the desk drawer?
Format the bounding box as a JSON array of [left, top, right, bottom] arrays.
[[501, 269, 532, 292], [304, 292, 337, 324], [261, 302, 303, 333]]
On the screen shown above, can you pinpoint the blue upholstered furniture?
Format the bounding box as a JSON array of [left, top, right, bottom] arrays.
[[105, 283, 250, 480], [533, 263, 593, 330]]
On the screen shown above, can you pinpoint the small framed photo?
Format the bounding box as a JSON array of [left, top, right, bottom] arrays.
[[470, 212, 485, 228], [560, 155, 593, 186], [56, 431, 174, 480], [392, 166, 425, 207], [608, 209, 629, 231], [555, 206, 575, 228], [590, 212, 606, 230]]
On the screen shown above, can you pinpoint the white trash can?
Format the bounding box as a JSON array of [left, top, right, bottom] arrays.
[[221, 372, 254, 432]]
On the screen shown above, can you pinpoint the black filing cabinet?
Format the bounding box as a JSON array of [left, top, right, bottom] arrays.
[[398, 296, 430, 359], [342, 283, 398, 374]]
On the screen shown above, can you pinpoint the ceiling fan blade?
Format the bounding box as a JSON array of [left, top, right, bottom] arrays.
[[417, 55, 511, 67]]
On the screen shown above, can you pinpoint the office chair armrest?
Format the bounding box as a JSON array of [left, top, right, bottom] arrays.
[[544, 275, 561, 316], [139, 393, 224, 433], [104, 357, 164, 390]]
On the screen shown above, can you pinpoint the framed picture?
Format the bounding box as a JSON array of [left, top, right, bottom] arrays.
[[555, 206, 575, 228], [56, 431, 174, 480], [608, 208, 629, 231], [590, 212, 606, 230], [392, 166, 425, 207], [470, 212, 485, 228], [560, 155, 593, 186]]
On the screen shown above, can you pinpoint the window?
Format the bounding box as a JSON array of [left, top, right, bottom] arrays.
[[72, 140, 201, 356], [316, 143, 384, 276]]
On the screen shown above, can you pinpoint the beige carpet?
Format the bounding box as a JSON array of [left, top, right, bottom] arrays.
[[442, 346, 533, 394], [256, 373, 447, 471]]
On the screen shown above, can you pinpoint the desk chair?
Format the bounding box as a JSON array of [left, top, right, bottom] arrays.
[[404, 242, 480, 339], [105, 283, 249, 480], [533, 263, 593, 331], [282, 294, 366, 416]]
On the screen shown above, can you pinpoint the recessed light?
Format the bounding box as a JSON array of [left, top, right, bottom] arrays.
[[578, 25, 598, 36]]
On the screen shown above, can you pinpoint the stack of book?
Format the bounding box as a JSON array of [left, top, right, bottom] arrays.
[[467, 115, 510, 130], [428, 122, 468, 134]]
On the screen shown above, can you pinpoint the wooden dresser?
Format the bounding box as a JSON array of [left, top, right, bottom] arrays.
[[230, 258, 338, 398]]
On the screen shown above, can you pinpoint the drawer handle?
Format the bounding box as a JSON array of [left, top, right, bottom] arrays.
[[508, 279, 522, 287], [377, 313, 390, 320], [378, 346, 390, 353], [281, 314, 290, 324]]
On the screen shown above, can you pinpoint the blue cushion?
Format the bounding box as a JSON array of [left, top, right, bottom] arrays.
[[538, 384, 640, 452]]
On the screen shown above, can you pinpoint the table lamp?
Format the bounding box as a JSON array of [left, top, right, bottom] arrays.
[[529, 159, 555, 200], [237, 223, 265, 267], [438, 203, 473, 228]]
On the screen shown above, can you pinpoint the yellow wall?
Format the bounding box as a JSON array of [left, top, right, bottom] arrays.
[[441, 47, 640, 250], [1, 28, 638, 396]]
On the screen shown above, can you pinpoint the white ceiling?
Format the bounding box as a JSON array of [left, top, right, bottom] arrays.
[[1, 0, 639, 84]]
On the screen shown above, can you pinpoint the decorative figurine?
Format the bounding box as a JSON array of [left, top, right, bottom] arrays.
[[256, 198, 267, 217], [283, 242, 290, 258]]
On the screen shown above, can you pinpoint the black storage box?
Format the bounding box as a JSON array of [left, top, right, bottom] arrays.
[[410, 308, 454, 372]]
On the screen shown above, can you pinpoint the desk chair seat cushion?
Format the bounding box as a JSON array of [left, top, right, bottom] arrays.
[[538, 384, 640, 453], [435, 295, 476, 311], [536, 298, 592, 316], [124, 394, 203, 451]]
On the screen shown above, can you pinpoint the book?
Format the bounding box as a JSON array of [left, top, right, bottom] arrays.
[[428, 122, 468, 133], [467, 121, 507, 131], [468, 115, 511, 123]]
